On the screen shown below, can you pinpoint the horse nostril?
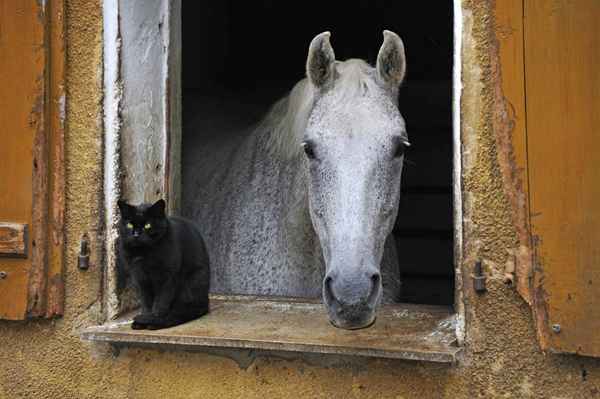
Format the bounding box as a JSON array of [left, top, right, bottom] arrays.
[[368, 272, 381, 304], [371, 272, 381, 286], [325, 275, 333, 290], [324, 275, 336, 303]]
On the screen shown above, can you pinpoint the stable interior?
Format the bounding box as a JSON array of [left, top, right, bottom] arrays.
[[181, 1, 454, 306]]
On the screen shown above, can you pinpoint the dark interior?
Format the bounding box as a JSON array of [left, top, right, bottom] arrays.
[[182, 1, 454, 306]]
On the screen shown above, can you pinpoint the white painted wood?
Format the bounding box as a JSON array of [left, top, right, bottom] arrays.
[[103, 0, 180, 319], [119, 0, 170, 205], [453, 0, 465, 345], [82, 296, 460, 363], [103, 0, 122, 320]]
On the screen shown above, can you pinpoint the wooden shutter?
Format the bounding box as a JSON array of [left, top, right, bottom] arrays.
[[0, 0, 65, 320], [524, 0, 600, 356], [496, 0, 599, 356]]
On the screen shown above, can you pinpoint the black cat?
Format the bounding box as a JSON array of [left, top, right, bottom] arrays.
[[118, 199, 210, 330]]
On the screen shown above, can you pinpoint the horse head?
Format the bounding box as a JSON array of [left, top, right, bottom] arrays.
[[302, 31, 409, 329]]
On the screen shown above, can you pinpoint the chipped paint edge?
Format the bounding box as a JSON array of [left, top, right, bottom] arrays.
[[102, 0, 122, 320], [453, 0, 466, 345], [163, 0, 182, 214], [162, 0, 171, 209], [82, 330, 460, 363], [45, 0, 67, 318], [80, 298, 461, 363]]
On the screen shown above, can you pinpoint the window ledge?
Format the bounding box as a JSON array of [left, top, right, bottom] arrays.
[[80, 295, 461, 363]]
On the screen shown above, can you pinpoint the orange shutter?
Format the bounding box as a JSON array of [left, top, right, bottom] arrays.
[[0, 0, 65, 320], [496, 0, 599, 356], [524, 0, 600, 356]]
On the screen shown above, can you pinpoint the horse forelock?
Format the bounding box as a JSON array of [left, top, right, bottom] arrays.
[[262, 59, 381, 160]]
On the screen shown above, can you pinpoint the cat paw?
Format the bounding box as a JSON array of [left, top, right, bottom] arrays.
[[145, 323, 168, 330], [145, 317, 182, 330], [131, 320, 147, 330], [131, 313, 159, 329]]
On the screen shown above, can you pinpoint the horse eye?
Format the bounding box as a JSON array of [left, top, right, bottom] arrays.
[[126, 222, 134, 229], [302, 141, 316, 159], [394, 139, 410, 158]]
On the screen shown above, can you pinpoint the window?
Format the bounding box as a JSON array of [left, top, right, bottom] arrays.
[[85, 0, 463, 362], [180, 1, 455, 306]]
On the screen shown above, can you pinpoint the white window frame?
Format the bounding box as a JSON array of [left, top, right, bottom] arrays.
[[101, 0, 466, 351]]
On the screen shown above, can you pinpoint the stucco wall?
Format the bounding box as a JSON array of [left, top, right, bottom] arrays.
[[1, 1, 599, 398]]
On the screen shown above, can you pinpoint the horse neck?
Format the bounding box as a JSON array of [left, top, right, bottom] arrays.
[[248, 126, 310, 215]]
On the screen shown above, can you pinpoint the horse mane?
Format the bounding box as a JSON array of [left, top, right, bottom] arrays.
[[262, 59, 380, 160]]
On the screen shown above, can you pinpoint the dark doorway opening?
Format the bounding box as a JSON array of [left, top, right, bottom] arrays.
[[181, 1, 454, 306]]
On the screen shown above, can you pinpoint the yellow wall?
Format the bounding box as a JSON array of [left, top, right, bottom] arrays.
[[1, 1, 599, 398]]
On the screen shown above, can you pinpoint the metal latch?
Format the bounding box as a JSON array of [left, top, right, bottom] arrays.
[[472, 261, 486, 293], [78, 234, 90, 270]]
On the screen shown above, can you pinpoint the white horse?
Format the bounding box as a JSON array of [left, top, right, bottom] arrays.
[[186, 31, 409, 329]]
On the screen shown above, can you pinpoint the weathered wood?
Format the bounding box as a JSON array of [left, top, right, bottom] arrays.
[[165, 0, 182, 214], [81, 296, 460, 363], [40, 0, 66, 318], [0, 0, 46, 320], [27, 0, 51, 318], [494, 0, 534, 303], [110, 0, 179, 318], [524, 0, 600, 356], [0, 0, 65, 320], [0, 223, 28, 257], [119, 0, 169, 205]]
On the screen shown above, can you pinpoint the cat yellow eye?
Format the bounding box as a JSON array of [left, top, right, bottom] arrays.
[[144, 223, 152, 230], [126, 222, 134, 229]]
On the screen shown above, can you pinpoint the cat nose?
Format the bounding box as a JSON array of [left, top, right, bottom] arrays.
[[133, 231, 140, 237]]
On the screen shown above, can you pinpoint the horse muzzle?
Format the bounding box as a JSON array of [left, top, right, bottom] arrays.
[[322, 270, 382, 329]]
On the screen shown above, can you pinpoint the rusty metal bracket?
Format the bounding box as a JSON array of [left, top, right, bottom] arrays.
[[472, 261, 487, 293], [78, 234, 90, 270]]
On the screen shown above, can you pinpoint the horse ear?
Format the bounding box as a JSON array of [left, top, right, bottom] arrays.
[[376, 30, 406, 89], [306, 31, 336, 89]]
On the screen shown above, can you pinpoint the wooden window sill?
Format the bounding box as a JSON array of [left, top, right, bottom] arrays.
[[80, 295, 460, 363]]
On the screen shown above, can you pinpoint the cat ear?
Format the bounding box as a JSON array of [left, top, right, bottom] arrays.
[[148, 199, 166, 217], [117, 199, 134, 218]]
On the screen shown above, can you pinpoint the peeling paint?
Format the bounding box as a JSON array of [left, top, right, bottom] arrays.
[[58, 94, 66, 124], [452, 0, 466, 346], [28, 85, 50, 317], [118, 0, 169, 205], [103, 0, 123, 320], [487, 1, 534, 305]]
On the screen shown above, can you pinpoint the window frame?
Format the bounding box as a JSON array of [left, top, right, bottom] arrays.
[[97, 0, 466, 361]]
